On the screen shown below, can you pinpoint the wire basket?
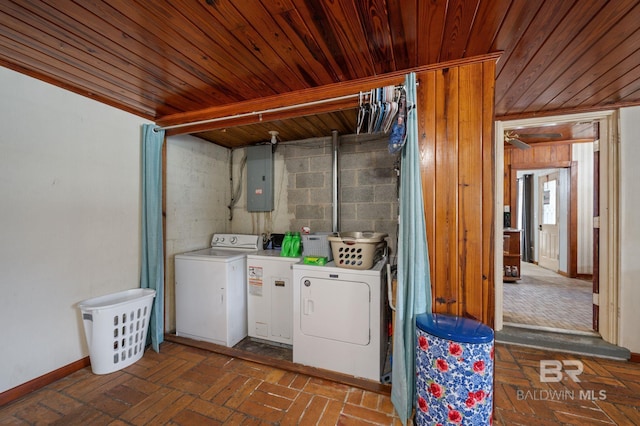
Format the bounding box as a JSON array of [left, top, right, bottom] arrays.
[[302, 233, 335, 260], [328, 231, 388, 270]]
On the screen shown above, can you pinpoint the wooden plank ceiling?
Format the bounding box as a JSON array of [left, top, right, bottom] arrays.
[[1, 0, 639, 148]]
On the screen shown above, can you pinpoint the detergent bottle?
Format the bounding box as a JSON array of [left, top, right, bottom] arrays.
[[291, 232, 302, 257], [281, 232, 292, 257]]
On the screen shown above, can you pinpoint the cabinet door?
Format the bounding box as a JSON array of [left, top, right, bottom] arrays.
[[175, 258, 226, 342], [271, 276, 291, 339], [299, 277, 370, 345]]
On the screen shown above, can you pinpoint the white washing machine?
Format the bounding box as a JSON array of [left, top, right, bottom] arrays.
[[292, 258, 389, 381], [175, 234, 259, 347], [246, 250, 301, 345]]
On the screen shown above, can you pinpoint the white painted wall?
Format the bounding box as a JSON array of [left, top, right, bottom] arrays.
[[572, 143, 594, 274], [164, 134, 231, 331], [558, 168, 570, 273], [0, 66, 149, 393], [619, 106, 640, 353]]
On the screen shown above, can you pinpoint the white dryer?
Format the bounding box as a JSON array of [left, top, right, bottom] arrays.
[[175, 234, 259, 347], [246, 250, 300, 345], [292, 258, 389, 381]]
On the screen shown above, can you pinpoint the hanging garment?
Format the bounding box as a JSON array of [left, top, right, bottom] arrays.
[[368, 88, 379, 134], [358, 85, 402, 136], [381, 87, 399, 134], [357, 91, 371, 134], [388, 88, 407, 154]]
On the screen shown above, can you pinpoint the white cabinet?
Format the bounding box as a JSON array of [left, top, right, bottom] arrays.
[[246, 252, 300, 345], [175, 254, 247, 347]]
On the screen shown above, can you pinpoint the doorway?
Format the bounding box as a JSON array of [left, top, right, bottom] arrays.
[[504, 165, 594, 334], [494, 113, 621, 343]]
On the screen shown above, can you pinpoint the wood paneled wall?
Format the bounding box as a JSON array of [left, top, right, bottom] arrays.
[[504, 144, 572, 219], [417, 59, 496, 326]]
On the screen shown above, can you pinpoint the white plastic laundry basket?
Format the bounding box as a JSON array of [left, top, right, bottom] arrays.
[[78, 288, 156, 374]]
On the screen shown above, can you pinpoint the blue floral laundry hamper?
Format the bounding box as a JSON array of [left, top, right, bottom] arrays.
[[415, 313, 494, 425]]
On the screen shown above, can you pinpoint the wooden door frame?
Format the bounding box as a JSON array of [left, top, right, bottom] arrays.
[[495, 111, 619, 345], [510, 164, 577, 276]]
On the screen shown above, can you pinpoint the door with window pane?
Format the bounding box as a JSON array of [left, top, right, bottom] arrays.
[[539, 172, 560, 271]]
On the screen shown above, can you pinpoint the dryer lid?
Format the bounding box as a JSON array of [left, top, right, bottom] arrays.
[[178, 247, 249, 260]]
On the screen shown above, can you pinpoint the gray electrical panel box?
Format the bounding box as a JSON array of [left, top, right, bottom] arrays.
[[246, 144, 274, 212]]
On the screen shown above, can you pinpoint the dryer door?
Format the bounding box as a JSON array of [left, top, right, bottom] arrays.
[[299, 277, 370, 345]]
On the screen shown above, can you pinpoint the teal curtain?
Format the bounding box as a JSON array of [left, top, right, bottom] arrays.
[[391, 72, 432, 424], [140, 124, 164, 352]]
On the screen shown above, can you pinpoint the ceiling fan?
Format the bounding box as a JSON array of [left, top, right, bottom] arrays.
[[504, 130, 563, 149]]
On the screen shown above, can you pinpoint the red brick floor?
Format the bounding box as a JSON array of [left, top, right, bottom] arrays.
[[1, 341, 639, 425], [494, 344, 640, 425]]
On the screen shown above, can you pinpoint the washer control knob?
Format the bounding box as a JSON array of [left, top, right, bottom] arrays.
[[230, 236, 237, 244]]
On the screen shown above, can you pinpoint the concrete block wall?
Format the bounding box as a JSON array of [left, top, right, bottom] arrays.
[[283, 133, 399, 259], [230, 147, 293, 237], [165, 134, 231, 331]]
